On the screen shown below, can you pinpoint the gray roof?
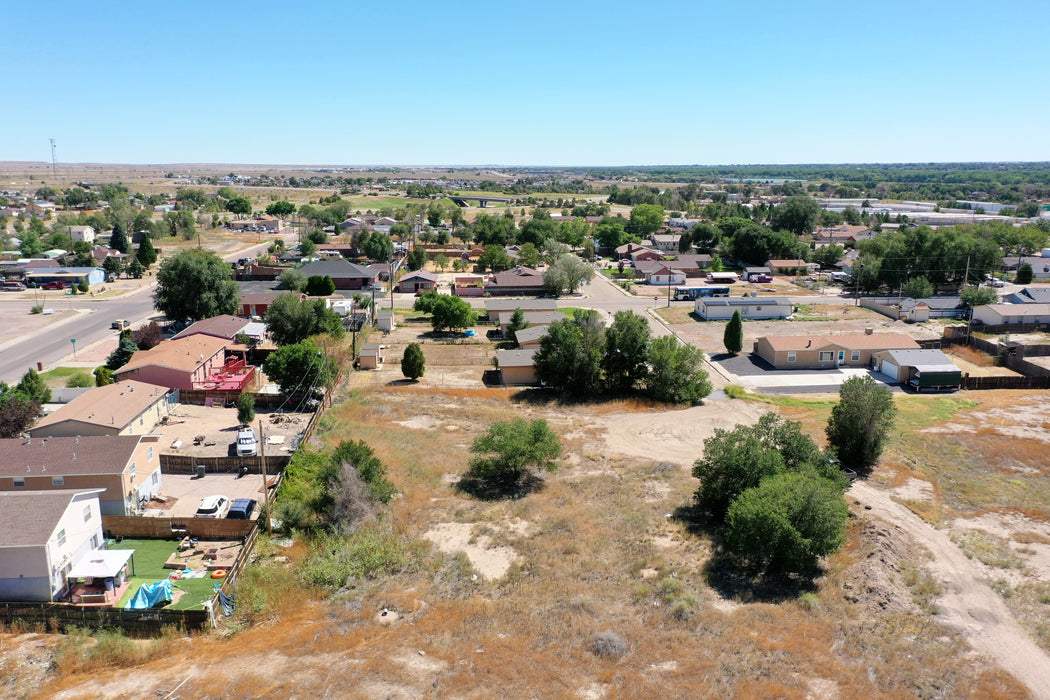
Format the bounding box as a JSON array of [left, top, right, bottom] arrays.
[[878, 349, 960, 373], [298, 260, 379, 279], [498, 311, 565, 326], [0, 436, 140, 478], [1012, 287, 1050, 304], [399, 270, 438, 282], [0, 490, 101, 547], [513, 325, 549, 343], [484, 299, 558, 312], [901, 296, 963, 311], [496, 348, 538, 368]]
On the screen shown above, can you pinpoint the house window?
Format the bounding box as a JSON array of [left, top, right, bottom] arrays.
[[129, 463, 136, 480], [819, 351, 834, 362], [755, 306, 762, 311], [13, 477, 25, 488], [147, 447, 154, 461], [787, 352, 797, 363], [90, 534, 100, 549], [56, 529, 66, 547], [52, 476, 64, 487], [83, 505, 92, 522], [152, 472, 159, 485], [140, 416, 144, 426], [851, 350, 861, 362]]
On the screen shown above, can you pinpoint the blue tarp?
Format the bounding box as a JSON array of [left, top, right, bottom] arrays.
[[124, 579, 173, 610]]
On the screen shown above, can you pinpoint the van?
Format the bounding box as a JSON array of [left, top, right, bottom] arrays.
[[226, 498, 257, 520], [236, 427, 258, 456], [111, 319, 130, 331], [2, 281, 26, 292]]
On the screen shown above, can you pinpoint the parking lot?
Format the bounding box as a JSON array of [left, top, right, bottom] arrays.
[[144, 472, 267, 519]]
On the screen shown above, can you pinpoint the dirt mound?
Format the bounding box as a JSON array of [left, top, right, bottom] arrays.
[[841, 520, 922, 615]]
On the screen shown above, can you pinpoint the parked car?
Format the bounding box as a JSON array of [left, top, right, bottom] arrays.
[[236, 427, 258, 456], [226, 498, 257, 520], [42, 281, 68, 290], [985, 277, 1006, 288], [195, 495, 230, 518], [749, 274, 773, 283]]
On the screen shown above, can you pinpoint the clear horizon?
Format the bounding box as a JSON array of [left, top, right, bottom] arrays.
[[4, 0, 1048, 166]]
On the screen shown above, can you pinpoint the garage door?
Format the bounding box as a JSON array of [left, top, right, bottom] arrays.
[[879, 359, 900, 382]]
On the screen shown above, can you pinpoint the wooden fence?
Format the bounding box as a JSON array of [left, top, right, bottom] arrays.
[[178, 390, 286, 409], [0, 602, 210, 634], [961, 375, 1050, 390], [102, 516, 256, 539], [159, 453, 291, 475], [217, 522, 260, 597]]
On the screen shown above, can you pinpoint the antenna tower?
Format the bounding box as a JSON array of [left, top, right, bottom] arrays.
[[49, 139, 57, 178]]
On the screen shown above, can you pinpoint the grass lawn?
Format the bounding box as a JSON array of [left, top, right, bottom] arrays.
[[110, 538, 219, 611], [39, 366, 95, 388]]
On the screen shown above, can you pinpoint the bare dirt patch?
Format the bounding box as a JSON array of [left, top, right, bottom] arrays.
[[422, 522, 520, 580]]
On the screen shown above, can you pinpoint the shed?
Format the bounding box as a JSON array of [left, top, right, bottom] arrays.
[[873, 349, 962, 391]]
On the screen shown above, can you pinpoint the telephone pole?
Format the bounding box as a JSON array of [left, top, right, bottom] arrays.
[[258, 419, 270, 535], [49, 139, 57, 179]]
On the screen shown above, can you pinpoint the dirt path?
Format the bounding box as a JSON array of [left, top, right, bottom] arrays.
[[851, 481, 1050, 699]]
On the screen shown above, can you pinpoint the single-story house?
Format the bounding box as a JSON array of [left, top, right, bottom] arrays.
[[358, 343, 385, 370], [754, 332, 920, 369], [497, 349, 538, 385], [25, 267, 106, 288], [628, 248, 665, 265], [0, 489, 106, 602], [513, 325, 549, 348], [900, 296, 966, 320], [671, 254, 712, 271], [172, 314, 252, 341], [113, 335, 230, 391], [498, 311, 565, 331], [972, 303, 1050, 326], [484, 298, 558, 322], [634, 262, 687, 286], [695, 297, 793, 321], [484, 267, 546, 296], [28, 381, 172, 438], [240, 292, 305, 319], [873, 349, 962, 391], [767, 259, 820, 276], [397, 270, 439, 294], [744, 266, 772, 280], [297, 260, 380, 290], [614, 243, 652, 259], [0, 435, 162, 516]]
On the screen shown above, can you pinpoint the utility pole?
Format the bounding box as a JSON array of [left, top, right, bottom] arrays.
[[258, 418, 270, 535], [49, 139, 57, 179]]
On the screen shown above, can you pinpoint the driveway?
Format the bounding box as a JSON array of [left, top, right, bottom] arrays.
[[710, 351, 897, 394], [146, 473, 266, 519]]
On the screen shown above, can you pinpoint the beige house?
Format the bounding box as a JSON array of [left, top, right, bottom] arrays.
[[484, 299, 558, 322], [754, 332, 920, 370], [497, 349, 538, 385], [29, 381, 171, 438], [0, 435, 162, 515]]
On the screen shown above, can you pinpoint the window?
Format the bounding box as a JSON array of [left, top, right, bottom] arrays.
[[787, 352, 797, 363], [147, 447, 154, 461], [128, 462, 136, 480], [56, 529, 66, 547], [83, 505, 92, 522], [152, 472, 159, 485], [52, 476, 64, 487], [90, 534, 100, 549], [13, 477, 25, 488], [819, 351, 834, 362], [140, 416, 144, 426], [851, 350, 861, 362]]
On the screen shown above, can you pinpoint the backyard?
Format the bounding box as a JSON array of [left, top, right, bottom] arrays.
[[110, 538, 230, 611]]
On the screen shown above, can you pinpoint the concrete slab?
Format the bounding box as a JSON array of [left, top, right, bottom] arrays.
[[146, 473, 267, 519]]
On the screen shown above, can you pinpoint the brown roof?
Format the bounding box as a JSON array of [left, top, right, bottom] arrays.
[[0, 435, 140, 478], [29, 381, 169, 436], [767, 259, 810, 268], [488, 267, 545, 287], [172, 314, 250, 340], [240, 292, 285, 305], [762, 333, 920, 352], [116, 335, 229, 374], [0, 490, 101, 547]]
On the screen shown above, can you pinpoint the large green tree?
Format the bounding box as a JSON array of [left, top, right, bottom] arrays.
[[109, 220, 129, 254], [415, 293, 475, 333], [723, 310, 743, 355], [646, 336, 712, 405], [136, 235, 157, 268], [15, 369, 51, 405], [602, 311, 651, 393], [265, 201, 296, 218], [265, 294, 343, 346], [155, 248, 240, 322], [401, 342, 426, 381], [724, 469, 849, 575], [825, 375, 897, 472], [264, 339, 337, 400], [626, 204, 665, 237], [533, 318, 602, 396], [770, 196, 821, 235]]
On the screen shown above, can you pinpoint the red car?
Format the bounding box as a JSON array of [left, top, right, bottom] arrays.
[[42, 281, 68, 290]]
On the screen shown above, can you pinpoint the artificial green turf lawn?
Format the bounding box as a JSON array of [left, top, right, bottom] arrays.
[[110, 539, 219, 610]]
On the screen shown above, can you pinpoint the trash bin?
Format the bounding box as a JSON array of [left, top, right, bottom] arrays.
[[196, 465, 206, 479], [104, 578, 115, 592]]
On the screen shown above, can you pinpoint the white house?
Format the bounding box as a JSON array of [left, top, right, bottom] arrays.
[[972, 303, 1050, 326], [695, 296, 793, 321], [68, 226, 96, 243], [0, 489, 105, 601]]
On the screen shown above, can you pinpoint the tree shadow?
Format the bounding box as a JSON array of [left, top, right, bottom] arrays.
[[386, 378, 418, 386], [454, 472, 545, 501], [671, 503, 819, 604]]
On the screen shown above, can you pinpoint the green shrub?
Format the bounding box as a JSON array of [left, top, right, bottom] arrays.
[[30, 305, 43, 314], [65, 372, 94, 388], [299, 525, 411, 589]]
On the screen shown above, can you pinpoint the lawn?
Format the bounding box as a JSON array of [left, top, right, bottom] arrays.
[[110, 538, 219, 611], [39, 366, 94, 388]]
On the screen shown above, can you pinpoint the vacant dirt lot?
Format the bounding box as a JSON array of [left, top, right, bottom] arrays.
[[159, 404, 310, 458]]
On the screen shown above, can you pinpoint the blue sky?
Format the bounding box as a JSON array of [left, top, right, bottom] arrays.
[[3, 0, 1048, 166]]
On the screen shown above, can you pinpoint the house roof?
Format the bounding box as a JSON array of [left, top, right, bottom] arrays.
[[399, 270, 438, 282], [498, 311, 566, 326], [29, 381, 169, 436], [761, 333, 920, 352], [900, 296, 963, 311], [0, 435, 141, 478], [116, 335, 229, 375], [700, 297, 792, 308], [487, 267, 545, 287], [513, 325, 549, 344], [298, 260, 379, 279], [240, 292, 286, 306], [0, 490, 102, 548], [876, 349, 960, 373], [484, 299, 558, 312], [172, 314, 251, 340], [980, 303, 1050, 318], [767, 259, 811, 268], [1014, 287, 1050, 304], [497, 349, 538, 368]]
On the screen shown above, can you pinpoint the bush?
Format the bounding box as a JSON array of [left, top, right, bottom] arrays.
[[65, 372, 94, 388], [1016, 263, 1033, 285], [94, 366, 114, 387], [590, 631, 628, 659], [30, 305, 43, 315], [299, 525, 411, 589], [825, 375, 897, 472], [401, 342, 425, 380], [460, 419, 562, 498]]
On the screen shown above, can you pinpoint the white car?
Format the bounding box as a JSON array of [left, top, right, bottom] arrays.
[[195, 495, 230, 518], [236, 427, 258, 456], [985, 277, 1006, 288]]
